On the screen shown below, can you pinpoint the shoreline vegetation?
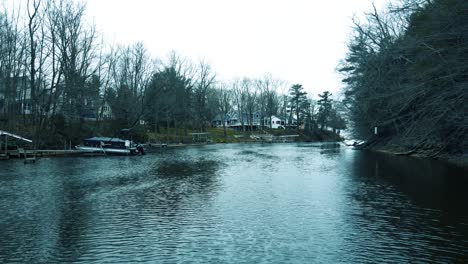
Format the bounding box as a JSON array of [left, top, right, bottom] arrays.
[[0, 1, 346, 154], [0, 123, 346, 161], [372, 148, 468, 168], [340, 0, 467, 166], [1, 0, 465, 166], [355, 137, 467, 168]]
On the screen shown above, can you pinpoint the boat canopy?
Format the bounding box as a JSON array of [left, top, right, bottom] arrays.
[[0, 130, 33, 143], [85, 137, 126, 143], [83, 137, 130, 148]]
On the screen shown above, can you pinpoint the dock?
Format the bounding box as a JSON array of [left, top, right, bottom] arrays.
[[1, 130, 33, 161], [0, 130, 99, 160], [250, 134, 300, 143]]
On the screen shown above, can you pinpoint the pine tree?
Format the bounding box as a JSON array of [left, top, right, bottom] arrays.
[[289, 84, 307, 127], [317, 91, 333, 130]]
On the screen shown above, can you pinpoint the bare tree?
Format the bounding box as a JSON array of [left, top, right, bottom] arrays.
[[0, 5, 25, 122], [242, 78, 257, 131], [256, 73, 282, 129], [217, 82, 232, 139], [193, 59, 216, 132], [341, 0, 467, 155], [232, 78, 245, 132], [26, 0, 41, 124]]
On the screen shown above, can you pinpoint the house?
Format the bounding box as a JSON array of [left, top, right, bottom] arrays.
[[264, 115, 297, 129], [211, 114, 224, 127], [213, 112, 298, 130], [285, 116, 298, 128], [212, 111, 263, 130], [81, 101, 114, 121], [97, 101, 113, 119], [265, 115, 286, 129]]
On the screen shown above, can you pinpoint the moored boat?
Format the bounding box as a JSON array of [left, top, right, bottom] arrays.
[[76, 137, 140, 155]]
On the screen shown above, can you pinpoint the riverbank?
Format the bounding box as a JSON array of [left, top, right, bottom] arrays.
[[369, 145, 468, 168], [146, 127, 343, 144], [0, 136, 346, 161], [1, 127, 343, 161]]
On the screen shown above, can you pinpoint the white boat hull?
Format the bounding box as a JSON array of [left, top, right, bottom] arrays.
[[75, 146, 137, 155]]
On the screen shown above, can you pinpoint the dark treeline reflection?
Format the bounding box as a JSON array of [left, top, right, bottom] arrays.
[[353, 151, 468, 212]]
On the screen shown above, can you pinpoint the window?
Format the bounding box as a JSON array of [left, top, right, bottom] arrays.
[[276, 121, 280, 124]]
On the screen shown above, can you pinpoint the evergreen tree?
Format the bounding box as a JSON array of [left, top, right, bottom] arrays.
[[317, 91, 333, 130], [289, 84, 307, 127]]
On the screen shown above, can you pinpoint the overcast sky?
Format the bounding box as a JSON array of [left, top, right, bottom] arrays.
[[9, 0, 389, 98], [85, 0, 391, 98]]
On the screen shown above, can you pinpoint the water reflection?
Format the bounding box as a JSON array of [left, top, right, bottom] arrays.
[[345, 151, 468, 262], [353, 151, 468, 212], [0, 144, 467, 263]]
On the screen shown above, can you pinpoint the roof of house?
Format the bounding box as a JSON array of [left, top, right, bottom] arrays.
[[271, 115, 297, 121]]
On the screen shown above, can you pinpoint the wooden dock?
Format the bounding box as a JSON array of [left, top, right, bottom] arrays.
[[0, 149, 102, 160], [1, 130, 33, 161], [250, 134, 300, 143]]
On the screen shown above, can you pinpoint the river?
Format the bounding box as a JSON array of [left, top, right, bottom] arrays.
[[0, 143, 467, 263]]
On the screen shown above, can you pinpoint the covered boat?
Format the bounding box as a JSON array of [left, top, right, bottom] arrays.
[[76, 137, 140, 155]]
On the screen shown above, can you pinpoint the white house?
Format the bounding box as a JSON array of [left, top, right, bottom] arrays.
[[264, 115, 297, 129], [213, 112, 298, 130], [98, 102, 113, 119], [266, 115, 285, 129], [212, 111, 263, 130]]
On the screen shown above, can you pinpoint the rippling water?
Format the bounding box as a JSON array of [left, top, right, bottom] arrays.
[[0, 143, 467, 263]]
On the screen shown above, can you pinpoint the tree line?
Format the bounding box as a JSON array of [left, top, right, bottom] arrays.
[[0, 0, 345, 147], [340, 0, 467, 155]]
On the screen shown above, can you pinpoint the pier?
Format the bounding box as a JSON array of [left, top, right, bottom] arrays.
[[250, 134, 300, 143], [0, 130, 33, 160], [0, 130, 93, 160]]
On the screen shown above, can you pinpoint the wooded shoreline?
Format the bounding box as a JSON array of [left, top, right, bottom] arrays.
[[368, 145, 468, 168], [340, 0, 467, 161]]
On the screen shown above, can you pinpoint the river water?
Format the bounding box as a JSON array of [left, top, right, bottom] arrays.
[[0, 143, 467, 263]]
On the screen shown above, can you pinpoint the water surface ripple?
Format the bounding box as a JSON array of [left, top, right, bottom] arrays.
[[0, 143, 467, 263]]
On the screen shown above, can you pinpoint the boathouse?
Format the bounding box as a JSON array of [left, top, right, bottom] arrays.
[[0, 130, 33, 159]]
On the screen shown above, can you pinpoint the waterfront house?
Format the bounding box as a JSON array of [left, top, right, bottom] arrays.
[[212, 111, 263, 131], [98, 101, 113, 119], [266, 115, 286, 129], [264, 115, 297, 129], [213, 113, 297, 130]]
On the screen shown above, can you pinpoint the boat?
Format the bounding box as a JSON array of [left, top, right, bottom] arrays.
[[75, 137, 142, 155]]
